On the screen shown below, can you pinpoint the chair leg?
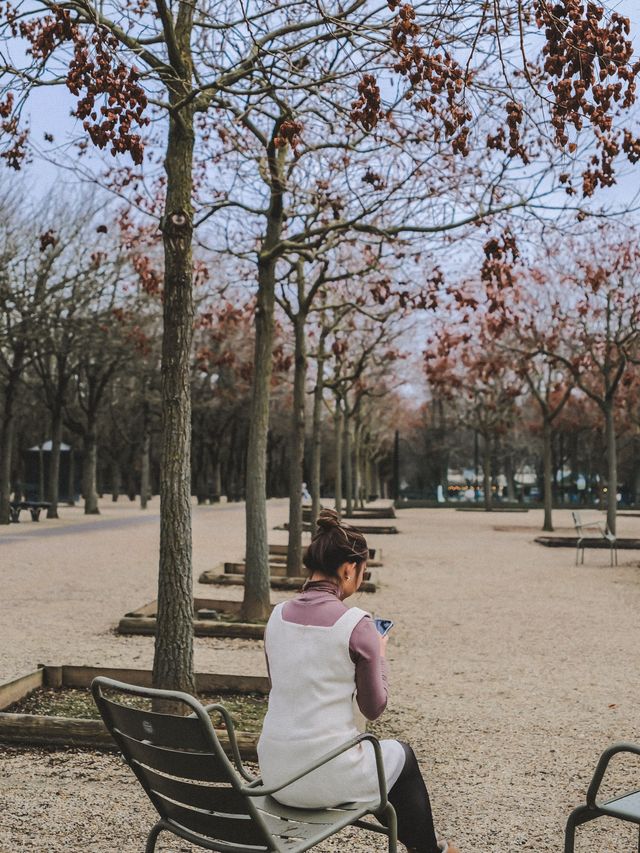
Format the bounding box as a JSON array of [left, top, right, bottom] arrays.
[[382, 803, 397, 853], [564, 808, 580, 853], [145, 821, 164, 853], [564, 805, 594, 853]]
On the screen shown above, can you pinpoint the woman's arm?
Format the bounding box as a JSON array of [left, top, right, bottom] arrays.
[[350, 616, 389, 720]]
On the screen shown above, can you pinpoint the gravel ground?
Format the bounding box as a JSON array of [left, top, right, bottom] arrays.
[[2, 500, 640, 851]]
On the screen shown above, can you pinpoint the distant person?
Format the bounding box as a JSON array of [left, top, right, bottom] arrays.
[[258, 509, 461, 853], [301, 481, 311, 503], [464, 486, 475, 501]]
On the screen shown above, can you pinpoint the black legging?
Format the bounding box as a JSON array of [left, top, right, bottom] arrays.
[[381, 742, 440, 853]]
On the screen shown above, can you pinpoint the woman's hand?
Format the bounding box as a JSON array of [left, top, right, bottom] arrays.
[[378, 633, 389, 657]]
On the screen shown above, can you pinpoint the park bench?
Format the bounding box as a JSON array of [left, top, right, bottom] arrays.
[[92, 676, 397, 853], [571, 511, 617, 566], [9, 500, 51, 523], [564, 742, 640, 852]]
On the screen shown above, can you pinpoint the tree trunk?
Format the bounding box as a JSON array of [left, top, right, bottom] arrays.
[[47, 410, 62, 519], [364, 452, 372, 503], [310, 338, 325, 533], [244, 261, 276, 618], [111, 459, 121, 502], [334, 404, 343, 515], [286, 314, 307, 577], [392, 429, 400, 502], [344, 415, 353, 517], [483, 434, 492, 511], [505, 453, 516, 502], [0, 417, 13, 524], [0, 353, 25, 523], [605, 402, 617, 535], [352, 423, 362, 510], [194, 428, 207, 504], [440, 448, 450, 504], [152, 85, 197, 699], [633, 442, 640, 506], [542, 418, 554, 532], [374, 458, 382, 500], [211, 453, 221, 502], [140, 399, 151, 510], [243, 132, 285, 621], [67, 449, 75, 505], [38, 443, 45, 502], [82, 427, 100, 514]]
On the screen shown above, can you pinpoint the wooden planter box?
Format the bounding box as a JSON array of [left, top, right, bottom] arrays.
[[267, 544, 383, 568], [200, 568, 377, 593], [456, 506, 529, 513], [0, 665, 267, 758], [118, 597, 270, 639], [535, 536, 640, 549], [224, 562, 373, 581], [303, 508, 396, 521], [278, 522, 398, 535]]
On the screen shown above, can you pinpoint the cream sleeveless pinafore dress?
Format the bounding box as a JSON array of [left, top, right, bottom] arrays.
[[257, 602, 405, 809]]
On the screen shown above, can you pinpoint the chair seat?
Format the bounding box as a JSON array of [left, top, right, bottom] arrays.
[[252, 795, 381, 849], [601, 789, 640, 822]]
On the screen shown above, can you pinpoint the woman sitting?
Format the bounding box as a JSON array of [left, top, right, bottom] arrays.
[[257, 508, 460, 853]]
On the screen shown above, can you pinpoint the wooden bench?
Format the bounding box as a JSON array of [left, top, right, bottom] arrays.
[[93, 677, 397, 853], [9, 500, 51, 522]]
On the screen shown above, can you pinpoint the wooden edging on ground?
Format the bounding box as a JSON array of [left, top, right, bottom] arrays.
[[119, 597, 269, 639], [199, 569, 377, 593], [266, 544, 382, 567], [277, 522, 398, 535], [535, 536, 640, 550], [302, 506, 396, 520], [224, 562, 372, 581], [456, 506, 529, 513], [267, 555, 383, 569], [0, 665, 267, 758]]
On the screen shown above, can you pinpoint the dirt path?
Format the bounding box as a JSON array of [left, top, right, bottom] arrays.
[[2, 502, 640, 851]]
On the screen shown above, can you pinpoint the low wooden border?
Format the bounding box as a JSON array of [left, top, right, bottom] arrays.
[[277, 522, 398, 535], [224, 562, 373, 581], [266, 545, 383, 568], [0, 665, 267, 758], [456, 506, 529, 513], [535, 536, 640, 549], [118, 597, 270, 639], [269, 543, 378, 560], [303, 507, 396, 520], [199, 568, 377, 593]]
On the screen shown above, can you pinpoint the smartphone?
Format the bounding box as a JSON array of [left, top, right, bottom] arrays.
[[374, 617, 394, 636]]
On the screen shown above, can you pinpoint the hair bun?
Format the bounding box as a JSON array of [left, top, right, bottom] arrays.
[[316, 508, 341, 531]]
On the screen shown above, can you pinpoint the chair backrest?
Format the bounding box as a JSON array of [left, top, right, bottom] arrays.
[[572, 511, 583, 535], [92, 677, 273, 851]]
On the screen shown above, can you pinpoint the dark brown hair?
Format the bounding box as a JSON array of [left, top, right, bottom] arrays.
[[303, 508, 369, 578]]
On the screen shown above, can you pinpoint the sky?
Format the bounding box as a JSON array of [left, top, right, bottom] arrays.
[[7, 1, 640, 212]]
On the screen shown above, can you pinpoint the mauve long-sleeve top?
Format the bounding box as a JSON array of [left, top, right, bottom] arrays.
[[264, 580, 389, 720]]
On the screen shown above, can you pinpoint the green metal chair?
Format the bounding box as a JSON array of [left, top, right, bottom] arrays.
[[92, 676, 397, 853], [565, 742, 640, 852], [571, 511, 618, 566]]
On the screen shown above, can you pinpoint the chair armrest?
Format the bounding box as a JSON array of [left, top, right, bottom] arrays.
[[241, 732, 389, 809], [199, 703, 256, 782], [586, 742, 640, 808], [576, 520, 605, 531]]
